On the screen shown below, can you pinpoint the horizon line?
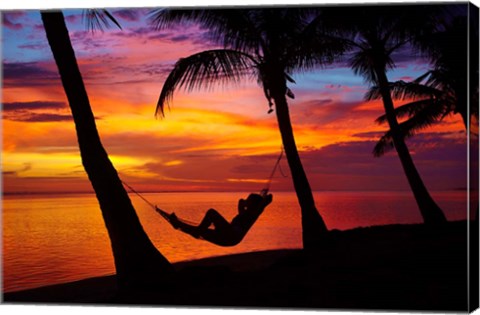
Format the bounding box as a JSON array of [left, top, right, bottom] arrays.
[[1, 187, 469, 196]]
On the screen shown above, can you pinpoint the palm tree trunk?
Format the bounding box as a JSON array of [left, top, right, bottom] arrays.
[[460, 112, 469, 130], [457, 92, 469, 130], [374, 66, 447, 225], [41, 11, 174, 288], [268, 71, 328, 249]]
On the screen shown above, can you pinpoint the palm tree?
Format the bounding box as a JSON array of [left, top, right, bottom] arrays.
[[366, 14, 478, 155], [150, 8, 346, 249], [365, 9, 478, 223], [322, 4, 448, 224], [41, 10, 173, 289]]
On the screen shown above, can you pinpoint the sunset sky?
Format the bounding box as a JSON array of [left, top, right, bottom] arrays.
[[1, 6, 468, 194]]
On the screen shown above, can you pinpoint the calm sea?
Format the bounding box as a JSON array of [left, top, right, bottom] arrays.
[[2, 191, 467, 293]]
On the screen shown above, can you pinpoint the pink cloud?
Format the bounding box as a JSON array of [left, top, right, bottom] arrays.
[[398, 76, 414, 81], [65, 14, 81, 24], [2, 16, 23, 30], [113, 9, 146, 22]]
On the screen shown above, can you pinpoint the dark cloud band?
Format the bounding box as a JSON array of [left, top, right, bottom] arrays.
[[3, 101, 66, 111]]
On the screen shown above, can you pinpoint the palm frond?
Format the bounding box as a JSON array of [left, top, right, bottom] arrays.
[[348, 44, 396, 84], [365, 80, 441, 101], [414, 71, 433, 84], [391, 81, 441, 100], [349, 49, 377, 83], [423, 70, 460, 97], [364, 85, 382, 101], [330, 4, 446, 86], [82, 9, 122, 33], [373, 133, 395, 157], [374, 99, 440, 125], [373, 101, 448, 156], [288, 31, 349, 72], [149, 8, 263, 53], [156, 49, 257, 116], [260, 8, 343, 70], [149, 8, 202, 29]]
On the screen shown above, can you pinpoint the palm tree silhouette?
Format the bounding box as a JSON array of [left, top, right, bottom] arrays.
[[41, 10, 173, 289], [150, 8, 346, 249], [367, 13, 479, 155], [322, 4, 448, 224]]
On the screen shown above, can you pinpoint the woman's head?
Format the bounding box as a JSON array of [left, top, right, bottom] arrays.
[[238, 193, 273, 214]]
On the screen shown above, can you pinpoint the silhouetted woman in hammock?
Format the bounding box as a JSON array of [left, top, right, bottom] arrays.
[[158, 193, 273, 247]]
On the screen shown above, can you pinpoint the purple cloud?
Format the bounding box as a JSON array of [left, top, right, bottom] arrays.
[[2, 15, 23, 30], [230, 153, 286, 175], [65, 14, 81, 24], [33, 24, 45, 31], [3, 110, 103, 123], [2, 62, 59, 87], [130, 26, 152, 36], [108, 62, 172, 82], [293, 99, 365, 125], [13, 113, 73, 122], [170, 34, 190, 42], [110, 130, 466, 192], [112, 26, 180, 43], [352, 131, 386, 139], [113, 9, 144, 22], [2, 101, 66, 111], [3, 11, 25, 19], [147, 32, 170, 41], [2, 101, 72, 122], [110, 24, 213, 49], [2, 100, 104, 123], [298, 132, 467, 191], [18, 43, 48, 50]]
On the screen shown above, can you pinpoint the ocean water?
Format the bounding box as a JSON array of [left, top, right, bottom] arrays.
[[2, 190, 468, 293]]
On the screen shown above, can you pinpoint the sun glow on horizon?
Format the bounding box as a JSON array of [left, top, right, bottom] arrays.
[[1, 8, 469, 194]]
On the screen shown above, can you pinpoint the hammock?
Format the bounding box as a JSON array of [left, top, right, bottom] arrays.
[[120, 180, 191, 225], [121, 148, 284, 243]]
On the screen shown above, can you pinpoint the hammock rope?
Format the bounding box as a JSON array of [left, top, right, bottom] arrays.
[[121, 180, 195, 224], [121, 180, 156, 209], [122, 147, 285, 226], [261, 148, 285, 195]]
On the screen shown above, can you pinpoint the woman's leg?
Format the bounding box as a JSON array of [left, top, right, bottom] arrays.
[[171, 209, 231, 240], [170, 215, 201, 238], [197, 209, 230, 232], [197, 209, 241, 246]]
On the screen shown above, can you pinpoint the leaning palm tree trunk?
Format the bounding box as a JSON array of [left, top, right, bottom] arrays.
[[374, 67, 447, 224], [41, 11, 173, 288], [269, 73, 328, 248]]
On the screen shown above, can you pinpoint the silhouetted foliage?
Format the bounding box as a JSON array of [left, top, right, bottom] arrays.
[[83, 9, 122, 32], [321, 4, 449, 224], [150, 8, 348, 248], [369, 11, 478, 156]]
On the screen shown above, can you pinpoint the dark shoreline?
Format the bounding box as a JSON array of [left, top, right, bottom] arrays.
[[3, 220, 478, 312]]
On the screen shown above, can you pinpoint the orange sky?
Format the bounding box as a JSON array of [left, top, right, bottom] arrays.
[[1, 8, 469, 194]]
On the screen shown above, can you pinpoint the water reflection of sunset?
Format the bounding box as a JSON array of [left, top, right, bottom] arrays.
[[3, 190, 467, 292]]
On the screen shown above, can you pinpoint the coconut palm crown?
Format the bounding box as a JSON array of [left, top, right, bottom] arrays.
[[150, 7, 347, 248], [366, 13, 479, 156], [320, 4, 449, 224]]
